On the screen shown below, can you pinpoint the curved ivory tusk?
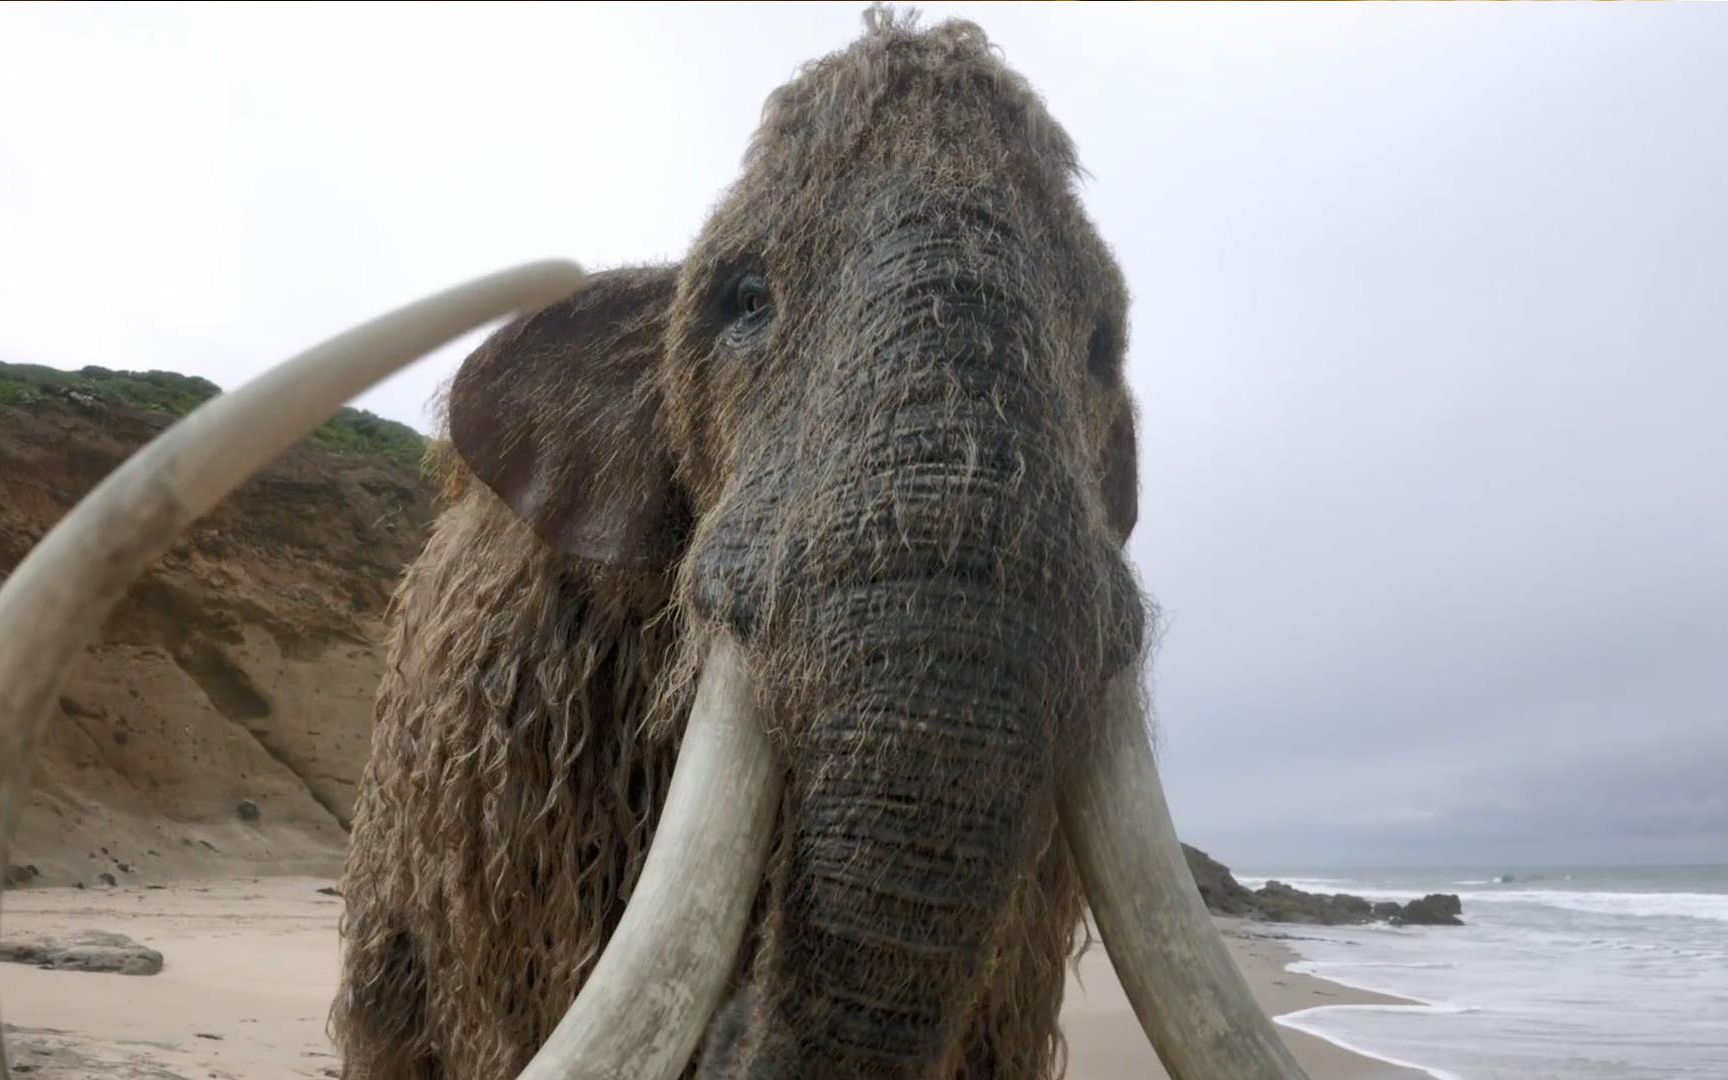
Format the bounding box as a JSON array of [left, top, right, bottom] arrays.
[[0, 260, 587, 1080], [1062, 672, 1311, 1080], [517, 633, 781, 1080]]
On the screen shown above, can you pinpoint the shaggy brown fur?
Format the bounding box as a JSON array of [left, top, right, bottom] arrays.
[[334, 8, 1150, 1078], [333, 471, 683, 1077]]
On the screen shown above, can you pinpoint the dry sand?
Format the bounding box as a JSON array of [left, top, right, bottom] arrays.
[[1, 877, 1427, 1079]]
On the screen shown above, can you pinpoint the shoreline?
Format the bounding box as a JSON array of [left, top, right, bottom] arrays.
[[1276, 951, 1458, 1080], [2, 877, 1432, 1079], [1277, 1004, 1454, 1080], [1062, 915, 1432, 1079]]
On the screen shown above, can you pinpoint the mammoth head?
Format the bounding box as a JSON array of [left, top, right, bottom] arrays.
[[446, 12, 1139, 592], [446, 24, 1149, 1071]]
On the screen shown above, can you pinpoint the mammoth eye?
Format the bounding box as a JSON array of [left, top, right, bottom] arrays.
[[721, 272, 772, 347], [732, 275, 771, 321]]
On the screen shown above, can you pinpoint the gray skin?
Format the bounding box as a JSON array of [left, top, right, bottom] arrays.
[[342, 11, 1147, 1079]]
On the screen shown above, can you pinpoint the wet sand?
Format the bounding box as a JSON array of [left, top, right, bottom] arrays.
[[1062, 916, 1429, 1079], [1, 878, 1426, 1078]]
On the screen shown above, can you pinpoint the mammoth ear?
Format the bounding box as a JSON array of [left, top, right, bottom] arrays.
[[1101, 394, 1139, 544], [448, 265, 684, 569]]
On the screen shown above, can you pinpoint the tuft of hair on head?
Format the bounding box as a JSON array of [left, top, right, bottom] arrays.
[[861, 2, 918, 37], [860, 3, 996, 59]]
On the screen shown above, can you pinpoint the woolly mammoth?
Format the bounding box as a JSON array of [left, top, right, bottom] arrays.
[[0, 11, 1303, 1080]]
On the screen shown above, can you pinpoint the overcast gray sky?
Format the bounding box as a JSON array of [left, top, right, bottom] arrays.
[[3, 2, 1723, 869]]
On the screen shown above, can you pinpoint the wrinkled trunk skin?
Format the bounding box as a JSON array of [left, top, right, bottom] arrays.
[[692, 203, 1133, 1077], [768, 590, 1064, 1075]]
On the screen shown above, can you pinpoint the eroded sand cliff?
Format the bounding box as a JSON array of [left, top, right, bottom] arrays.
[[0, 371, 435, 887]]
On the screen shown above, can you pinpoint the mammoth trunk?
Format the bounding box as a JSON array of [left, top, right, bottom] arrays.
[[772, 586, 1063, 1076], [703, 442, 1106, 1076]]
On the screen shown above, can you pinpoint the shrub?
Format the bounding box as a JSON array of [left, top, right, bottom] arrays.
[[0, 362, 426, 465]]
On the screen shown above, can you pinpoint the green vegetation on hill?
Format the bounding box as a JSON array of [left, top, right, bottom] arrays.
[[0, 362, 220, 415], [0, 362, 426, 467], [309, 409, 426, 467]]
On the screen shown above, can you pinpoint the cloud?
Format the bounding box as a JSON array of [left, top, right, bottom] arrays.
[[1326, 808, 1445, 829]]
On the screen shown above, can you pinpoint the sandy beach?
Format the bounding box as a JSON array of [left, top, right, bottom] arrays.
[[1063, 916, 1426, 1080], [0, 876, 1426, 1079]]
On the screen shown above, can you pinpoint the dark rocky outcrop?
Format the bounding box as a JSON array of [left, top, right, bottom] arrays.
[[1181, 844, 1464, 927], [1395, 893, 1464, 926], [1252, 880, 1377, 925], [1182, 843, 1261, 916]]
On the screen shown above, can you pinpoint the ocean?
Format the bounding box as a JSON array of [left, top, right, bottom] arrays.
[[1233, 866, 1728, 1080]]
